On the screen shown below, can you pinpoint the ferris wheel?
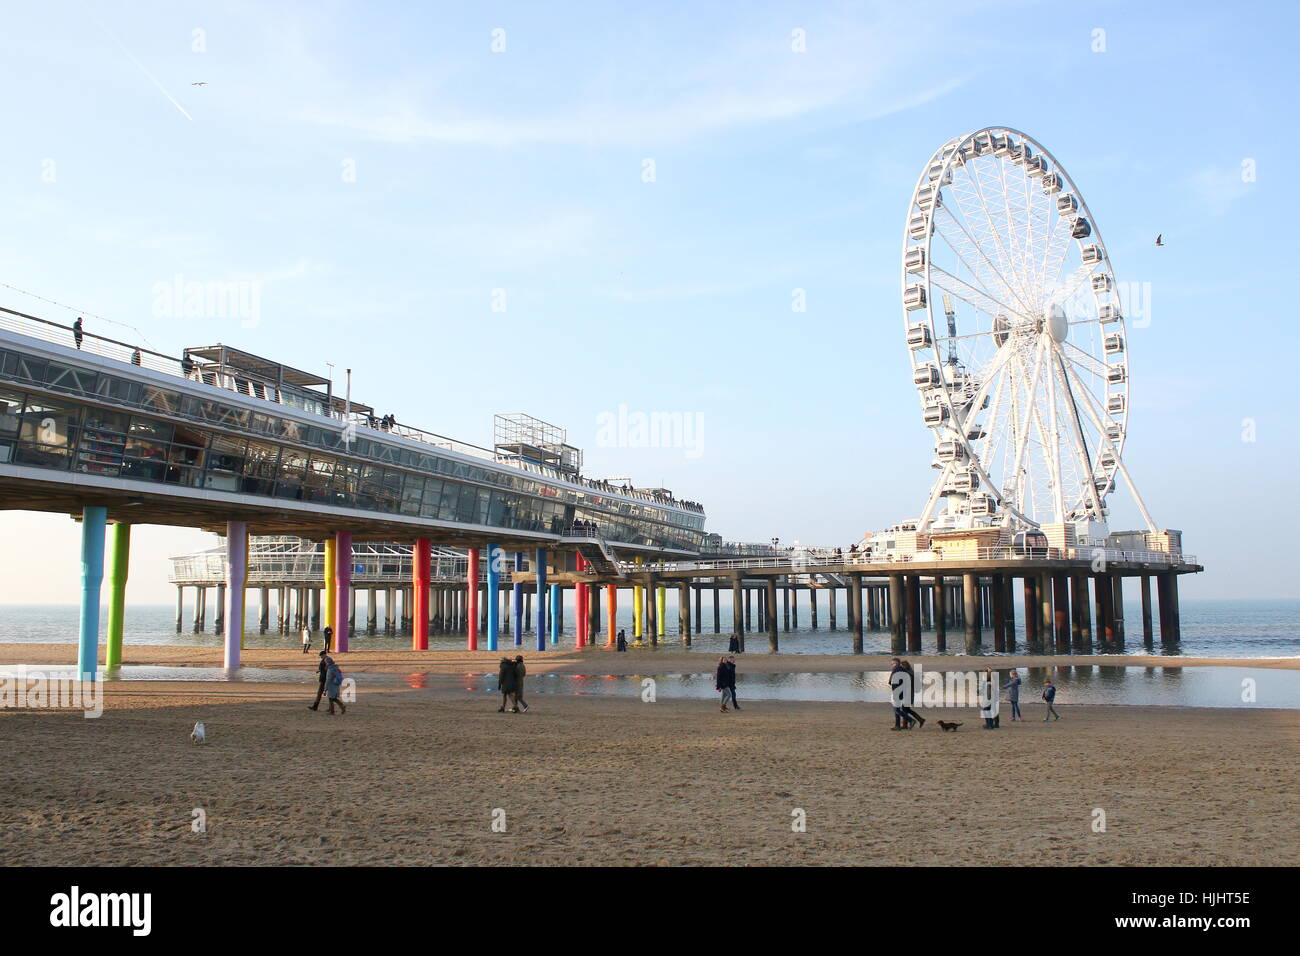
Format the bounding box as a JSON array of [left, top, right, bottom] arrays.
[[900, 126, 1155, 533]]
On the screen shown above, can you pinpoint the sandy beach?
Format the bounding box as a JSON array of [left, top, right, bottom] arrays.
[[1, 645, 1297, 866]]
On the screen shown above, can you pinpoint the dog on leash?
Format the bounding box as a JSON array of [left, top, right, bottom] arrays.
[[937, 720, 963, 732], [190, 722, 206, 744]]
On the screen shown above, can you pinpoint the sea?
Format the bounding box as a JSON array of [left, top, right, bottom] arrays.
[[3, 597, 1297, 659]]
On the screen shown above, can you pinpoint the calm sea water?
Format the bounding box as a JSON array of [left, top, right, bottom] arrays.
[[2, 598, 1297, 659], [0, 664, 1293, 708]]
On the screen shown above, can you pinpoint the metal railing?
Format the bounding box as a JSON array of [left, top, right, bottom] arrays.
[[618, 546, 1195, 574]]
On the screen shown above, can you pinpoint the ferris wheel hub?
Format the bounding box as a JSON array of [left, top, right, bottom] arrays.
[[1045, 303, 1068, 343]]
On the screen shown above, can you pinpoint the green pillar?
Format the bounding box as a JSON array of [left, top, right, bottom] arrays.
[[105, 522, 130, 669]]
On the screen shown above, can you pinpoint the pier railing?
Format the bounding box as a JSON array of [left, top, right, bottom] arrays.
[[620, 546, 1196, 574]]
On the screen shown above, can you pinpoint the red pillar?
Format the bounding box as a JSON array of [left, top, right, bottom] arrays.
[[466, 548, 479, 650], [412, 538, 431, 650], [575, 555, 587, 647]]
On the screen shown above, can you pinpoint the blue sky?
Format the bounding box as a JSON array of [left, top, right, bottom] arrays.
[[0, 0, 1296, 601]]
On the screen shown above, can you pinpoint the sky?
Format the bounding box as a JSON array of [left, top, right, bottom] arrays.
[[0, 0, 1296, 603]]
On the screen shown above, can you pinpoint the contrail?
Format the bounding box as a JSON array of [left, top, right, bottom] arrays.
[[86, 8, 194, 122]]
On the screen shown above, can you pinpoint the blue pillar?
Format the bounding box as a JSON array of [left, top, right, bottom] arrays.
[[485, 542, 501, 651], [549, 583, 561, 645], [512, 552, 524, 647], [534, 548, 547, 652], [78, 506, 108, 681]]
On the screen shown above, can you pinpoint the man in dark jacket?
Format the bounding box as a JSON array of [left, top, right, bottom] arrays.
[[309, 651, 332, 710], [724, 655, 740, 710], [888, 658, 911, 729], [716, 657, 733, 712]]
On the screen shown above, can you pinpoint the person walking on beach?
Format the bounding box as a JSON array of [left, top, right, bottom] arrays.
[[301, 627, 312, 654], [1005, 669, 1023, 721], [616, 628, 627, 652], [727, 634, 740, 653], [72, 317, 84, 349], [322, 625, 334, 653], [511, 655, 529, 712], [716, 656, 734, 712], [496, 656, 517, 712], [309, 651, 331, 710], [888, 658, 909, 729], [1043, 679, 1061, 721], [325, 658, 347, 715], [724, 654, 740, 711], [980, 667, 999, 729], [900, 660, 925, 729]]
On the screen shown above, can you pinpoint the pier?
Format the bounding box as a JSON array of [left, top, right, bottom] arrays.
[[0, 305, 1200, 673]]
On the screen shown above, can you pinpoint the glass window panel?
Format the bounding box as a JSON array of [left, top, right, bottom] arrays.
[[129, 417, 174, 442], [0, 387, 24, 436]]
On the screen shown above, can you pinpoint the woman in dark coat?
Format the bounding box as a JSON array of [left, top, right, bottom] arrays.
[[497, 657, 517, 712]]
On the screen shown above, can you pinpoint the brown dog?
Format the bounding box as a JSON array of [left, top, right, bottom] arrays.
[[937, 720, 963, 732]]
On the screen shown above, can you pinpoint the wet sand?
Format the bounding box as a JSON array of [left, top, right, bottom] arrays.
[[1, 670, 1297, 866], [3, 642, 1297, 674]]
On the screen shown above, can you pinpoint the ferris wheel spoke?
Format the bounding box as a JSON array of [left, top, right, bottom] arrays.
[[953, 162, 1021, 301], [928, 265, 1025, 323], [1049, 342, 1104, 518], [934, 204, 1035, 317], [1061, 340, 1110, 378]]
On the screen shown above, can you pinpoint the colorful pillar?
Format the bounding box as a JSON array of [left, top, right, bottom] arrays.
[[105, 522, 130, 669], [485, 543, 501, 651], [513, 552, 524, 646], [224, 521, 247, 669], [633, 556, 644, 640], [606, 584, 617, 646], [655, 585, 666, 638], [333, 531, 352, 652], [466, 548, 480, 650], [413, 538, 431, 650], [534, 549, 548, 652], [323, 538, 337, 632], [575, 555, 587, 647], [77, 505, 108, 681], [548, 583, 560, 645]]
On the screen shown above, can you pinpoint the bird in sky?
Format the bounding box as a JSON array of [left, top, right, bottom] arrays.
[[1155, 234, 1164, 246], [191, 81, 207, 87]]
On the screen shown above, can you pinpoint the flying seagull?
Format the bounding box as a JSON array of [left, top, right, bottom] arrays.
[[1155, 234, 1163, 246], [191, 81, 207, 87]]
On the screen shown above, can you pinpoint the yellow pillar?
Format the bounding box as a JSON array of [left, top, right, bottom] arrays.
[[633, 556, 644, 642], [323, 538, 336, 632], [655, 585, 666, 636]]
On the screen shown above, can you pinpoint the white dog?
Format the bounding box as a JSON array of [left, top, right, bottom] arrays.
[[190, 721, 206, 744]]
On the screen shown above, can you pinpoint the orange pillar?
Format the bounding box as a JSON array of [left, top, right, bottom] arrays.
[[606, 585, 617, 646]]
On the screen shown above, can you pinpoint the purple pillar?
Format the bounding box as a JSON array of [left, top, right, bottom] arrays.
[[223, 521, 247, 669]]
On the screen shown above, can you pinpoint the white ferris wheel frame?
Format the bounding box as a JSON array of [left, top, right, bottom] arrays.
[[899, 126, 1157, 534]]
